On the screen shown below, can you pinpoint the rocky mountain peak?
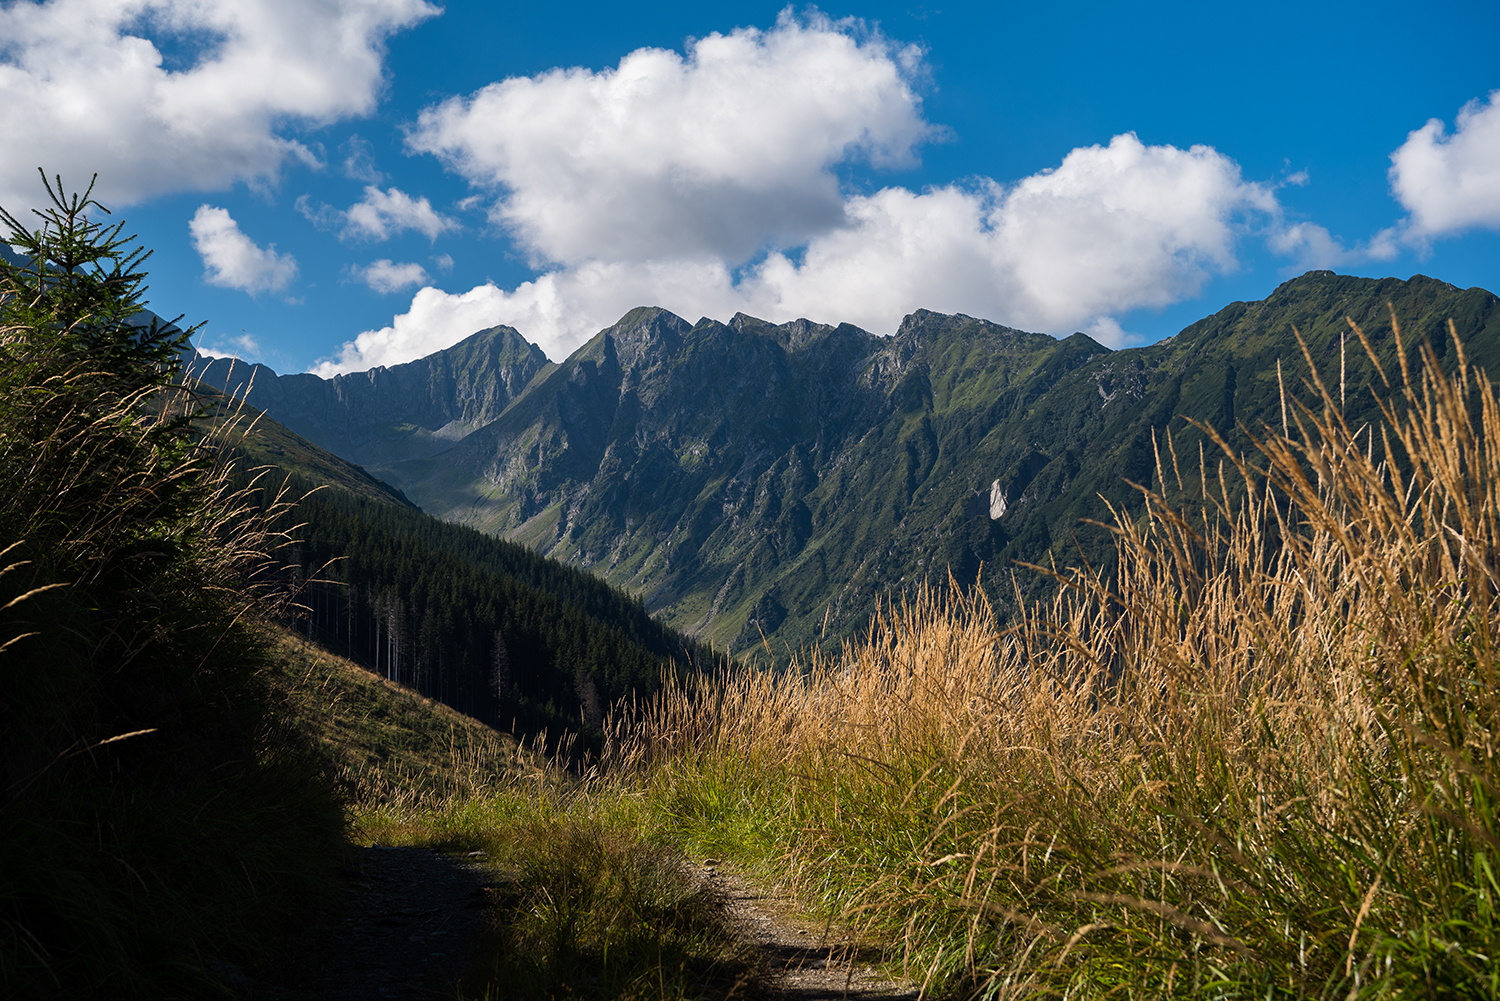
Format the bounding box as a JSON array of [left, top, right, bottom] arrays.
[[894, 308, 1033, 345], [187, 321, 549, 466], [603, 306, 691, 373], [895, 308, 964, 340], [727, 311, 771, 334]]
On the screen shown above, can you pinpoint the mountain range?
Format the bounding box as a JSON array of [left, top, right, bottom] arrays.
[[191, 271, 1500, 657]]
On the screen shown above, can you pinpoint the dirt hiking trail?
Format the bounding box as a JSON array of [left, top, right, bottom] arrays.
[[699, 859, 922, 1000], [247, 847, 921, 1000], [254, 845, 493, 999]]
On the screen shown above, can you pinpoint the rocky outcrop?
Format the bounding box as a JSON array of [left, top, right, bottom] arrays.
[[188, 324, 550, 465]]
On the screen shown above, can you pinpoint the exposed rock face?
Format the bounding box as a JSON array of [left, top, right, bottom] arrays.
[[989, 481, 1008, 520], [193, 273, 1500, 657]]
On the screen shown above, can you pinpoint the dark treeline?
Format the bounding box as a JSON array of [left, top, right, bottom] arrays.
[[273, 478, 721, 748]]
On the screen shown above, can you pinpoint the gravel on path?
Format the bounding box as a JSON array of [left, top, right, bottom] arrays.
[[254, 845, 492, 1000]]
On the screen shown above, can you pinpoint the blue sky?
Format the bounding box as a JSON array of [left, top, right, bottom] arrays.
[[2, 0, 1497, 375]]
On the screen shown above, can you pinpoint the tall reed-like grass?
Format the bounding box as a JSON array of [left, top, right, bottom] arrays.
[[611, 316, 1500, 998]]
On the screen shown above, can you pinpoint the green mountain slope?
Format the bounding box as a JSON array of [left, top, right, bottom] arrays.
[[212, 395, 715, 747], [195, 272, 1500, 658], [202, 389, 418, 508]]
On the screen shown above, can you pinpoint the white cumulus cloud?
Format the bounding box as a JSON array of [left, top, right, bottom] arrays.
[[189, 205, 297, 294], [343, 186, 457, 241], [733, 135, 1277, 340], [408, 9, 931, 265], [0, 0, 437, 212], [1388, 90, 1500, 242], [318, 133, 1283, 369], [298, 185, 457, 242], [353, 259, 430, 294]]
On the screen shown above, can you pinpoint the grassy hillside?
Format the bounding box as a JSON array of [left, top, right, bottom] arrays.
[[258, 625, 541, 811], [200, 385, 419, 507]]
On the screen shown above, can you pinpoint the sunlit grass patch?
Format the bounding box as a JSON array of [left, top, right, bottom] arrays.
[[261, 629, 546, 811], [464, 818, 762, 1001]]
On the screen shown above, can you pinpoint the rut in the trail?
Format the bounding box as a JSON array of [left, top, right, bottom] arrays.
[[699, 860, 922, 1001]]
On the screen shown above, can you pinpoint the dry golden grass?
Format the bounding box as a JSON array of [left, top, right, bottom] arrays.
[[611, 316, 1500, 998]]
